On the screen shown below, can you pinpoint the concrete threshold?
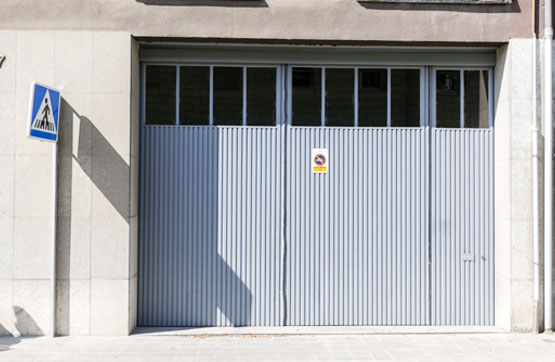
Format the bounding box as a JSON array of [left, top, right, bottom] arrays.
[[133, 326, 506, 337]]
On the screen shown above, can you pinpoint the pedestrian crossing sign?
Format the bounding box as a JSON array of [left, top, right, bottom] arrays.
[[27, 82, 61, 143]]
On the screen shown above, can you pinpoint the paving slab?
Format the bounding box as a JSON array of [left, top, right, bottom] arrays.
[[0, 333, 555, 361]]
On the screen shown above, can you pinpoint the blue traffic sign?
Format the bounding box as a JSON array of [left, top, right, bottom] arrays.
[[27, 82, 61, 142]]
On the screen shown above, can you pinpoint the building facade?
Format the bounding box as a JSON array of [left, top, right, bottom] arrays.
[[0, 0, 552, 335]]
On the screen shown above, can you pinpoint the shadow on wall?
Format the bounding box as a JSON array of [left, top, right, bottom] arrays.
[[0, 306, 42, 351], [13, 306, 43, 336], [54, 99, 132, 334], [358, 0, 521, 13], [138, 128, 253, 327], [136, 0, 268, 7], [0, 324, 19, 352], [58, 97, 252, 327], [60, 98, 130, 224]]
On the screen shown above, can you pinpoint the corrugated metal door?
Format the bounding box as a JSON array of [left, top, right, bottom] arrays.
[[430, 129, 494, 325], [138, 64, 495, 327], [285, 128, 429, 325], [139, 126, 283, 327]]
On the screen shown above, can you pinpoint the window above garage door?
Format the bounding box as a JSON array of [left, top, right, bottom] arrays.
[[141, 45, 495, 129], [145, 65, 279, 126]]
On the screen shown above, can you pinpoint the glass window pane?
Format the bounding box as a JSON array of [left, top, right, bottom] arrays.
[[436, 70, 461, 128], [391, 69, 420, 127], [326, 68, 354, 127], [247, 68, 276, 126], [358, 69, 387, 127], [145, 65, 176, 125], [213, 67, 243, 126], [464, 70, 490, 128], [179, 66, 209, 125], [292, 68, 321, 126]]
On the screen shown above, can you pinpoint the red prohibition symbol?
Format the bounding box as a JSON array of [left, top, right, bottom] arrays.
[[314, 153, 326, 166]]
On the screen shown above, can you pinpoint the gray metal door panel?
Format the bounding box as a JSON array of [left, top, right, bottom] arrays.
[[430, 128, 494, 325], [285, 127, 429, 326], [138, 126, 283, 327]]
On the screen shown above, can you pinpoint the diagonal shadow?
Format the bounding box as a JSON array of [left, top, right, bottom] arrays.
[[358, 0, 520, 13], [61, 100, 130, 224], [138, 127, 252, 327], [136, 0, 268, 7], [0, 324, 20, 352], [60, 99, 252, 327], [0, 307, 42, 349], [55, 98, 132, 334]]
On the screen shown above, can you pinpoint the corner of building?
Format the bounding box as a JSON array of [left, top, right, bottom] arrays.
[[495, 38, 543, 332]]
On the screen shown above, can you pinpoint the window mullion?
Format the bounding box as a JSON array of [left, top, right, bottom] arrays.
[[287, 66, 292, 126], [276, 67, 280, 126], [141, 63, 146, 126], [460, 69, 465, 128], [354, 67, 359, 128], [488, 69, 494, 128], [431, 68, 437, 128], [387, 68, 392, 127], [175, 66, 180, 126], [209, 66, 214, 126], [243, 66, 247, 126], [321, 67, 326, 128], [419, 67, 426, 127]]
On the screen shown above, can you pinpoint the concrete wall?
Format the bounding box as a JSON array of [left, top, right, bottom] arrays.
[[0, 0, 534, 43], [494, 39, 540, 332], [0, 31, 139, 336]]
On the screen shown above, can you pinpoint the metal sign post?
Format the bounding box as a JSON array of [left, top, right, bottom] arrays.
[[27, 82, 61, 337], [50, 141, 57, 337]]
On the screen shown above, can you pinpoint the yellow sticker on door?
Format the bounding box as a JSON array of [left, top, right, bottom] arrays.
[[312, 148, 328, 173]]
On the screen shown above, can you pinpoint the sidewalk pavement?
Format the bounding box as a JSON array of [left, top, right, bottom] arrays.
[[1, 332, 555, 361]]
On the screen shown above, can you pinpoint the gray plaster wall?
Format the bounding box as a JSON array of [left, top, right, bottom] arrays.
[[0, 0, 534, 43]]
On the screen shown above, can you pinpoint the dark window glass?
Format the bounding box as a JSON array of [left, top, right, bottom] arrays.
[[464, 70, 490, 128], [326, 68, 354, 127], [179, 66, 209, 125], [247, 68, 276, 126], [292, 68, 321, 126], [391, 69, 420, 127], [213, 67, 243, 126], [145, 65, 176, 125], [436, 70, 461, 128], [358, 69, 387, 127]]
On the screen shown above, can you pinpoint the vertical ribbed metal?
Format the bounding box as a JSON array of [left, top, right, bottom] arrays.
[[285, 127, 429, 326], [138, 126, 282, 327], [139, 125, 494, 327], [430, 128, 494, 326]]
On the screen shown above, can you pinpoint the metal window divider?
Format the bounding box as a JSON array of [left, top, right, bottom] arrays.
[[387, 68, 392, 127], [354, 67, 359, 128], [280, 64, 288, 325], [176, 65, 180, 125], [321, 67, 326, 128], [460, 69, 465, 129], [431, 68, 437, 128], [420, 67, 427, 127], [243, 66, 247, 126], [209, 66, 214, 126], [488, 69, 494, 128]]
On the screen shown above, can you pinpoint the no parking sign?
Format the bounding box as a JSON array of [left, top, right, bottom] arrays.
[[312, 148, 328, 173]]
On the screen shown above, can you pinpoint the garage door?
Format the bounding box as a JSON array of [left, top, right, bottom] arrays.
[[138, 64, 494, 327]]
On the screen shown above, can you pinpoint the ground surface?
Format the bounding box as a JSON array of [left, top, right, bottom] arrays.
[[1, 333, 555, 361]]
